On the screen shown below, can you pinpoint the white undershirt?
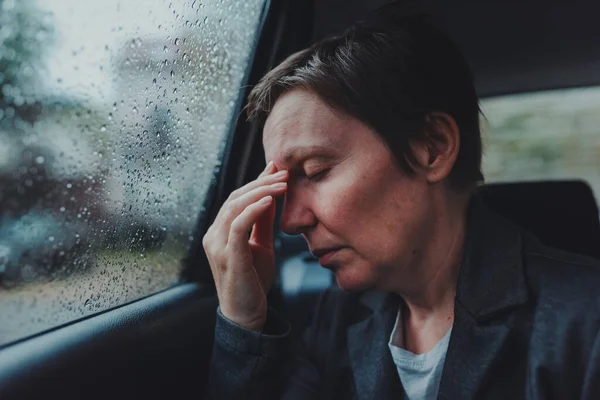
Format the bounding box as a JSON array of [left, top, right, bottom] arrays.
[[388, 311, 452, 400]]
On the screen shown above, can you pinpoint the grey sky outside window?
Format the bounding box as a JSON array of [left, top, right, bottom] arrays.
[[481, 87, 600, 200], [0, 0, 266, 346]]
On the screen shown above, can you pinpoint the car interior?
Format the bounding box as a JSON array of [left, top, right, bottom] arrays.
[[1, 0, 599, 398]]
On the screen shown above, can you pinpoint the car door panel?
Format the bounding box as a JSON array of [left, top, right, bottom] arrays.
[[0, 284, 217, 399]]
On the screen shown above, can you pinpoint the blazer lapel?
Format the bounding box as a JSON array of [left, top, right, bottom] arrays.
[[438, 200, 529, 399], [438, 303, 514, 399], [347, 291, 404, 399]]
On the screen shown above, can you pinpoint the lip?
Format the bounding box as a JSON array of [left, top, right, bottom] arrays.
[[312, 247, 344, 265]]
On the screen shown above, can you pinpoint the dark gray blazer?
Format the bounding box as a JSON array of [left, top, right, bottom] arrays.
[[206, 201, 600, 399]]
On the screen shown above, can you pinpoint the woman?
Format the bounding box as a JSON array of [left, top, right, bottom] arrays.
[[203, 7, 600, 400]]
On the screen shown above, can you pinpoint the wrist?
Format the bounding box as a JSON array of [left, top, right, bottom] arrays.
[[220, 308, 266, 332]]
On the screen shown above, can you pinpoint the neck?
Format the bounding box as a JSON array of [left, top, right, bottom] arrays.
[[394, 191, 469, 322]]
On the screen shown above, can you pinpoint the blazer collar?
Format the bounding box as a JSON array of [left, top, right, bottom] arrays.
[[440, 198, 530, 399], [347, 291, 403, 400], [455, 197, 529, 321]]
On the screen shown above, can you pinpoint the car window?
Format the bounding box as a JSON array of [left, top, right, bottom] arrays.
[[0, 0, 266, 346], [481, 86, 600, 199]]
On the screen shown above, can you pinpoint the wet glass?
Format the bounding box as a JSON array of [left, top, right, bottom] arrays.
[[0, 0, 265, 345]]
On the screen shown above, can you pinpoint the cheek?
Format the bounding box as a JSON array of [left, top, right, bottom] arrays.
[[311, 170, 391, 247], [311, 180, 358, 231], [314, 166, 429, 262]]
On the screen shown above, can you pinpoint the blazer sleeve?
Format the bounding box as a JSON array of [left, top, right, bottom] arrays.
[[581, 332, 600, 399], [205, 301, 325, 400]]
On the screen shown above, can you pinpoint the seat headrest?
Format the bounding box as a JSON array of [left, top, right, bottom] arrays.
[[478, 180, 600, 260]]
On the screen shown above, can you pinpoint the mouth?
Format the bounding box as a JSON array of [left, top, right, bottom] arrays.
[[311, 247, 344, 266]]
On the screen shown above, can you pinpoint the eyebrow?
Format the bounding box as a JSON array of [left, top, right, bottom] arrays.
[[281, 145, 334, 166]]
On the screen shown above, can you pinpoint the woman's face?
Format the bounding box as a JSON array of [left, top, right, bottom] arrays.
[[263, 88, 436, 292]]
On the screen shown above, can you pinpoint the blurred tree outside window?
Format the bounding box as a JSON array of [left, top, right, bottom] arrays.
[[481, 87, 600, 202]]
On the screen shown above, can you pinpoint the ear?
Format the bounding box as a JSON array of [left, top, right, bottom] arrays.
[[410, 112, 460, 184]]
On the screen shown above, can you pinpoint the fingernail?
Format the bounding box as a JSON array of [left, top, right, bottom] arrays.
[[274, 170, 287, 177], [259, 196, 272, 205], [272, 182, 287, 189], [264, 161, 273, 171]]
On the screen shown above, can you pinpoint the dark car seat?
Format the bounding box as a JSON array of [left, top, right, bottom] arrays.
[[478, 180, 600, 260]]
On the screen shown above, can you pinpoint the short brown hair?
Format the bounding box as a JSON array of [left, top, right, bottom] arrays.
[[247, 12, 483, 189]]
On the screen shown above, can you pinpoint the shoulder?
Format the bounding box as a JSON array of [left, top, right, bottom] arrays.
[[522, 233, 600, 334], [524, 233, 600, 304]]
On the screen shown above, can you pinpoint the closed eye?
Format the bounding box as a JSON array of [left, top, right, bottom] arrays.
[[306, 169, 329, 182]]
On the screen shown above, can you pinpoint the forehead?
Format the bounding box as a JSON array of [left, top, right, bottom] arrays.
[[262, 89, 351, 165]]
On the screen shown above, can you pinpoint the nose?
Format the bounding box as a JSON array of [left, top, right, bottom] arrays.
[[280, 186, 317, 236]]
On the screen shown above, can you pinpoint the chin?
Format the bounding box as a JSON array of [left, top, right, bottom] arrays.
[[332, 265, 378, 292]]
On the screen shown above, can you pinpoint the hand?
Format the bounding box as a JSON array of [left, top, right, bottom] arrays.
[[202, 161, 288, 331]]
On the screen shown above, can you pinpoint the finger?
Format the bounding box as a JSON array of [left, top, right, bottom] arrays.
[[227, 169, 288, 202], [222, 182, 287, 227], [258, 160, 276, 179], [249, 193, 276, 248], [213, 181, 287, 243], [228, 196, 273, 248]]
